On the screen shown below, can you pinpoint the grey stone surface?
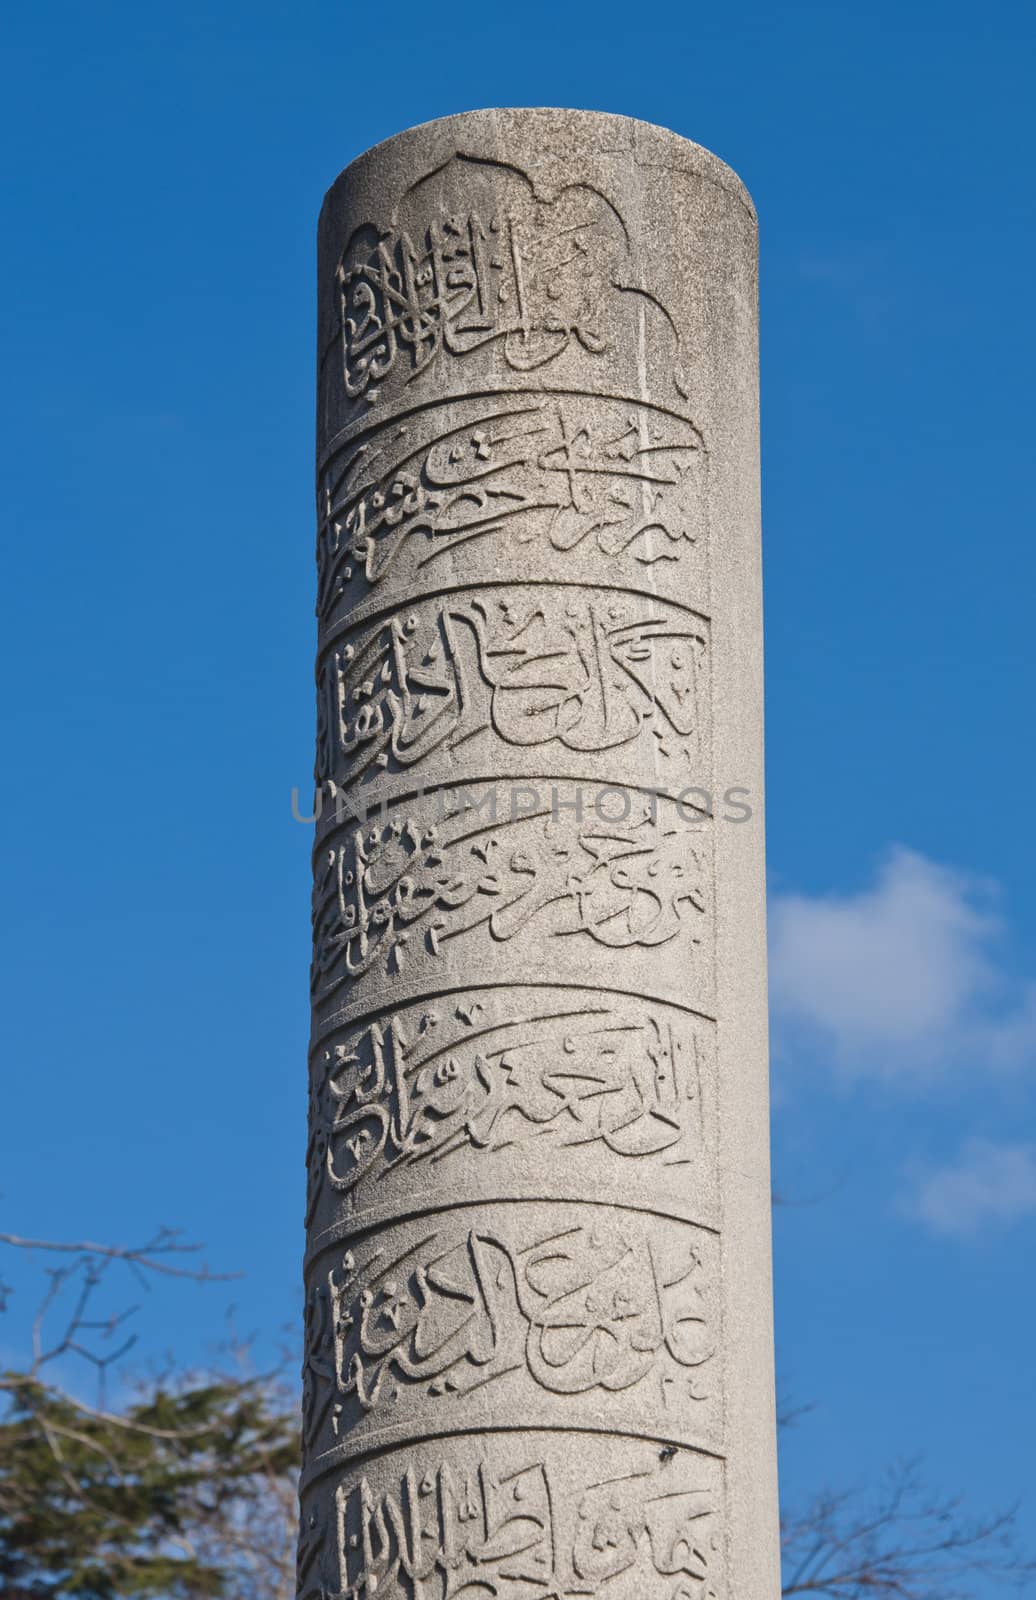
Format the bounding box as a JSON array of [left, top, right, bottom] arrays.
[[301, 108, 778, 1599]]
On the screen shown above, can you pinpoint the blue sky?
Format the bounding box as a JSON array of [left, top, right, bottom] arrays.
[[2, 0, 1034, 1580]]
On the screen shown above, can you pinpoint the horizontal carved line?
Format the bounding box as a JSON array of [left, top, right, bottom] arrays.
[[310, 775, 715, 859], [308, 1187, 720, 1254], [318, 384, 703, 472], [316, 575, 713, 664], [310, 777, 713, 844], [309, 977, 718, 1059], [304, 1190, 722, 1267], [298, 1419, 727, 1493]]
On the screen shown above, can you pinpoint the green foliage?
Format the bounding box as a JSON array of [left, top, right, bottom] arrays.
[[0, 1372, 299, 1599]]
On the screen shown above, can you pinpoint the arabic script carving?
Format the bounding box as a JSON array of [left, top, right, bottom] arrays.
[[302, 1206, 715, 1454], [334, 152, 686, 407], [311, 797, 710, 1002], [298, 1435, 723, 1599], [316, 587, 709, 791], [317, 394, 707, 619], [306, 994, 713, 1228]]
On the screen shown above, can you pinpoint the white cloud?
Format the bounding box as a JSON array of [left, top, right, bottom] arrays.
[[768, 846, 1036, 1078], [909, 1140, 1036, 1235]]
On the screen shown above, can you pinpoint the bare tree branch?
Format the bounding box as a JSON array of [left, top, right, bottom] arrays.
[[1, 1225, 240, 1410], [0, 1227, 237, 1282], [782, 1458, 1036, 1597]]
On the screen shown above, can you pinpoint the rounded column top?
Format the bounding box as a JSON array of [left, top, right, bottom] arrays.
[[320, 106, 756, 228]]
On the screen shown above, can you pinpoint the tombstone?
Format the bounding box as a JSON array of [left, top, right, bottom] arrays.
[[301, 108, 779, 1599]]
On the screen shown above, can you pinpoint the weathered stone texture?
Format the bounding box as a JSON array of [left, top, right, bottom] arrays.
[[302, 108, 778, 1599]]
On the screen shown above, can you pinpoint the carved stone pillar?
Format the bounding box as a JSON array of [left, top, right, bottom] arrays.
[[301, 109, 778, 1599]]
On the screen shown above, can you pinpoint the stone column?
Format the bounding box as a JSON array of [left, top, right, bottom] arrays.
[[301, 109, 778, 1599]]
